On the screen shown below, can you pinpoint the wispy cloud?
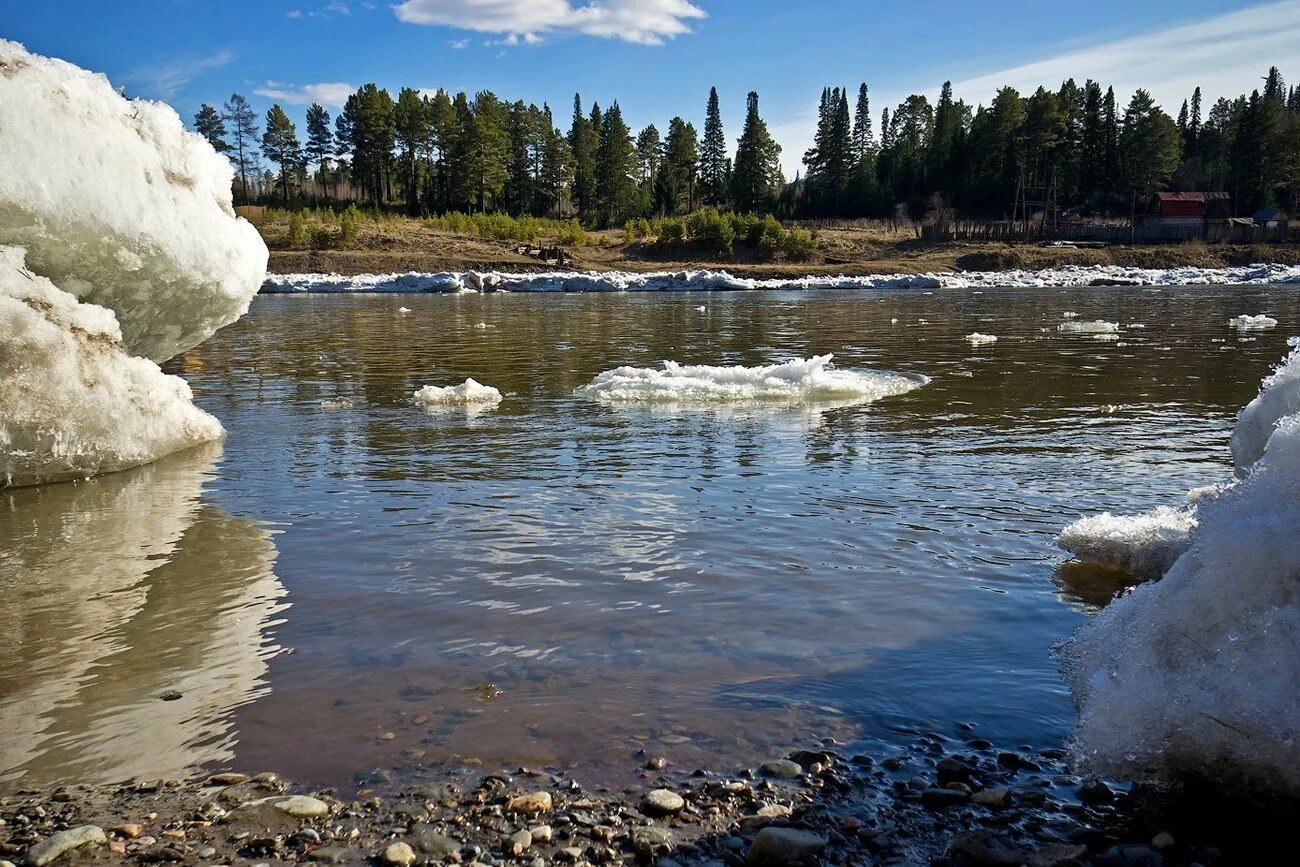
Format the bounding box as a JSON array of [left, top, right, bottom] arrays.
[[286, 9, 303, 18], [125, 49, 235, 99], [447, 37, 470, 49], [254, 80, 355, 107], [770, 1, 1300, 178], [393, 0, 706, 46]]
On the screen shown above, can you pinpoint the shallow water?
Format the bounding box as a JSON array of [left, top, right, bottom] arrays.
[[2, 284, 1295, 791]]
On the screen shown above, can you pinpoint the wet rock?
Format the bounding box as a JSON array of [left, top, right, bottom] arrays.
[[209, 772, 249, 786], [25, 826, 106, 866], [506, 792, 553, 815], [945, 830, 1026, 865], [272, 795, 332, 818], [505, 829, 533, 855], [759, 760, 802, 779], [309, 846, 361, 863], [641, 789, 685, 816], [1077, 779, 1114, 806], [383, 841, 417, 865], [996, 752, 1040, 772], [936, 757, 975, 785], [1094, 844, 1164, 867], [786, 750, 833, 770], [921, 787, 969, 809], [528, 826, 553, 844], [113, 824, 144, 839], [1151, 832, 1175, 849], [755, 804, 791, 819], [746, 827, 827, 865], [1026, 843, 1089, 867], [411, 826, 461, 856], [646, 757, 668, 771], [971, 786, 1010, 808], [631, 826, 672, 856], [557, 846, 584, 862]]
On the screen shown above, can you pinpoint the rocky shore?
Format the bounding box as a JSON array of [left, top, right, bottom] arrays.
[[0, 731, 1239, 867]]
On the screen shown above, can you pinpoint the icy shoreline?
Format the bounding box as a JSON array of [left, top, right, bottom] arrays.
[[261, 262, 1300, 294]]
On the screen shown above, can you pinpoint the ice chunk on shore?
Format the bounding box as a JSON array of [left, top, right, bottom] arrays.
[[1061, 345, 1300, 796], [0, 40, 267, 362], [1228, 314, 1278, 331], [575, 355, 928, 405], [0, 247, 224, 487], [0, 41, 264, 485], [413, 378, 503, 406], [1057, 320, 1120, 334], [1058, 506, 1197, 580], [965, 333, 998, 345]]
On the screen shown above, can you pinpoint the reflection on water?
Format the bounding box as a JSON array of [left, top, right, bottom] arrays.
[[0, 445, 286, 788], [2, 285, 1296, 791]]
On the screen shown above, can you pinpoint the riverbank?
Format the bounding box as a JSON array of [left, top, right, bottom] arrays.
[[1, 731, 1238, 867], [255, 211, 1300, 279]]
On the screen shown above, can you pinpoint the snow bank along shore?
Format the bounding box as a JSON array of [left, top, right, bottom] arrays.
[[0, 40, 267, 486], [263, 262, 1300, 295], [575, 355, 928, 406], [1059, 344, 1300, 797]]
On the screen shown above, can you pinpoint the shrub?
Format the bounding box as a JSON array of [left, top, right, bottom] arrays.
[[555, 219, 587, 246], [782, 226, 818, 261], [656, 217, 685, 245], [339, 205, 362, 245], [755, 216, 786, 262], [285, 211, 308, 247], [686, 208, 734, 256], [622, 220, 637, 245], [733, 212, 766, 247], [308, 225, 335, 250]]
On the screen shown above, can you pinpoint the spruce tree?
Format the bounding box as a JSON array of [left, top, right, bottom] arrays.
[[260, 104, 302, 207], [699, 86, 729, 206], [731, 91, 782, 212], [304, 103, 333, 198], [394, 88, 430, 214], [1119, 89, 1182, 220], [568, 95, 598, 220], [594, 102, 638, 225], [194, 104, 229, 153], [663, 117, 698, 213]]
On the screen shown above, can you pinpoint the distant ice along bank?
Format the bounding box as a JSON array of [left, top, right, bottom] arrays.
[[0, 41, 266, 486], [575, 355, 928, 406], [1059, 344, 1300, 796], [263, 263, 1300, 294]]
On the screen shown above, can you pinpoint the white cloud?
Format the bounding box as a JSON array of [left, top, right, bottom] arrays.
[[447, 37, 470, 48], [125, 50, 235, 99], [770, 1, 1300, 179], [286, 9, 303, 18], [254, 81, 355, 108], [393, 0, 706, 45]]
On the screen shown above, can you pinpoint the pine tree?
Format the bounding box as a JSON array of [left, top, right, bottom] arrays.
[[1119, 89, 1182, 222], [465, 92, 509, 212], [662, 117, 698, 214], [261, 104, 302, 207], [339, 84, 397, 204], [699, 86, 729, 206], [594, 102, 639, 225], [304, 103, 333, 198], [731, 91, 782, 212], [1080, 80, 1105, 196], [539, 125, 574, 217], [1102, 86, 1120, 192], [635, 124, 663, 185], [194, 104, 229, 153], [569, 95, 598, 220], [221, 93, 259, 202]]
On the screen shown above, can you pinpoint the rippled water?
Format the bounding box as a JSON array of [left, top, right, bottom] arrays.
[[2, 285, 1294, 791]]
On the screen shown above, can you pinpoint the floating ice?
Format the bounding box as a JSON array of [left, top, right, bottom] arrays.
[[0, 248, 224, 487], [0, 40, 266, 362], [1058, 320, 1120, 334], [413, 378, 503, 406], [263, 262, 1300, 295], [1058, 505, 1197, 581], [1228, 314, 1278, 331], [398, 306, 412, 313], [574, 354, 928, 406], [1063, 311, 1080, 319], [965, 333, 998, 345], [1061, 345, 1300, 796], [0, 41, 266, 486]]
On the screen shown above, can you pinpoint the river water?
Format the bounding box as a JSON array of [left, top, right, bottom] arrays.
[[1, 284, 1293, 791]]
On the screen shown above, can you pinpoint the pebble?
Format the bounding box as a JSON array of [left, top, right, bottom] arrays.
[[209, 772, 250, 786], [755, 804, 792, 819], [505, 792, 553, 815], [504, 830, 532, 855], [759, 760, 802, 779], [921, 787, 970, 809], [528, 826, 553, 844], [641, 789, 686, 816], [971, 786, 1010, 808], [945, 830, 1025, 865], [309, 846, 361, 864], [1077, 779, 1115, 806], [1094, 844, 1165, 867], [25, 826, 106, 866], [383, 841, 417, 866], [746, 827, 828, 865], [1151, 832, 1175, 849], [272, 795, 332, 818], [1027, 843, 1090, 867], [113, 823, 144, 839], [646, 756, 668, 771]]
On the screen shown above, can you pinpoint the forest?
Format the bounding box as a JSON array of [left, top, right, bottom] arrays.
[[196, 67, 1300, 227]]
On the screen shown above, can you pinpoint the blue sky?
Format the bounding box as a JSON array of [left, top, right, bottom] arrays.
[[4, 1, 1297, 176]]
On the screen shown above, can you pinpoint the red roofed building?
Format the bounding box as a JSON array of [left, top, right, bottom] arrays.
[[1155, 192, 1208, 218]]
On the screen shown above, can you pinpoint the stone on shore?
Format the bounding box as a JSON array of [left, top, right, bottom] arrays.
[[506, 791, 553, 815], [642, 789, 686, 815], [945, 831, 1026, 865], [25, 826, 106, 865], [746, 827, 827, 865], [382, 841, 417, 866], [271, 795, 331, 818], [759, 759, 803, 779]]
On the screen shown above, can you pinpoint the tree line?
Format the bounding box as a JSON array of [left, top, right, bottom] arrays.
[[195, 66, 1299, 226]]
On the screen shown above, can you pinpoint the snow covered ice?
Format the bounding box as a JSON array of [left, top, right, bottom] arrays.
[[1227, 314, 1278, 331], [1057, 319, 1120, 334], [965, 333, 998, 345], [0, 41, 267, 486], [413, 378, 504, 406], [575, 355, 928, 406], [1060, 344, 1300, 796], [263, 262, 1300, 295]]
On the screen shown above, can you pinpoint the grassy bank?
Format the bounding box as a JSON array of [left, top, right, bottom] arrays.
[[251, 209, 1300, 277]]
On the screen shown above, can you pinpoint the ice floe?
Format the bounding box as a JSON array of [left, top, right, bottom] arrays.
[[413, 378, 503, 406], [1060, 344, 1300, 796], [263, 263, 1300, 295], [574, 354, 928, 406], [1057, 320, 1120, 334], [965, 333, 998, 345], [1227, 314, 1278, 331], [0, 41, 265, 486]]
